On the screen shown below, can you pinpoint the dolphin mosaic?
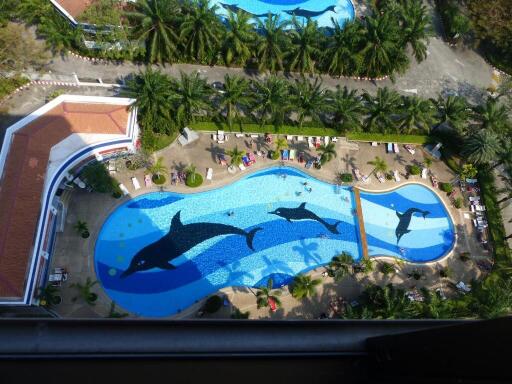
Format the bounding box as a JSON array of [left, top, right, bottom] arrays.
[[283, 5, 337, 18], [219, 3, 277, 18], [120, 211, 262, 278], [269, 202, 341, 234], [395, 208, 430, 243]]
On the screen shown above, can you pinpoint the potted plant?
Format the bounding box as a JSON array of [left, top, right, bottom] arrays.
[[149, 156, 168, 185], [74, 220, 90, 238], [38, 285, 62, 307], [185, 163, 203, 187], [71, 277, 98, 305]]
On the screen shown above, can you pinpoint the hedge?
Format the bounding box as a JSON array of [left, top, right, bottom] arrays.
[[346, 132, 428, 144], [189, 122, 338, 137]]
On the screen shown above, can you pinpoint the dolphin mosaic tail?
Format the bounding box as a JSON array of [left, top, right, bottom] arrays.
[[246, 227, 263, 250], [325, 221, 342, 234]]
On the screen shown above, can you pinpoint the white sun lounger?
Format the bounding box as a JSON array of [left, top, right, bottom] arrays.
[[421, 168, 428, 179], [297, 135, 304, 142], [217, 130, 225, 144], [361, 175, 371, 184], [289, 149, 296, 160], [469, 196, 480, 202], [131, 177, 141, 190], [324, 136, 329, 145], [331, 137, 338, 142], [353, 168, 361, 181], [238, 163, 246, 171], [206, 168, 213, 180], [393, 143, 399, 153], [377, 172, 385, 183], [394, 170, 401, 182], [308, 137, 314, 148], [250, 134, 259, 138], [119, 183, 129, 196], [371, 142, 378, 147], [286, 135, 293, 141]]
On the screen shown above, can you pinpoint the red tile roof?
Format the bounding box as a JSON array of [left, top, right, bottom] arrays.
[[0, 101, 130, 300], [54, 0, 97, 18]]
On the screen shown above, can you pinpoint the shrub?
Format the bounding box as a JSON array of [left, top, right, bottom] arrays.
[[152, 174, 166, 185], [459, 253, 471, 262], [186, 173, 203, 188], [440, 267, 452, 278], [440, 182, 453, 193], [454, 197, 463, 209], [271, 151, 280, 160], [81, 162, 119, 193], [380, 262, 395, 275], [338, 173, 353, 183], [409, 165, 421, 175], [203, 295, 222, 314]]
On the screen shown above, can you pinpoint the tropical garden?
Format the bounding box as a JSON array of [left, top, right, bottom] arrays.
[[5, 0, 429, 79]]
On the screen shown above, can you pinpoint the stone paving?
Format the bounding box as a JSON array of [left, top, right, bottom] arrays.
[[49, 132, 491, 319]]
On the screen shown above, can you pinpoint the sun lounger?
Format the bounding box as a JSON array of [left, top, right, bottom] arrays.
[[405, 144, 415, 155], [250, 134, 259, 138], [217, 130, 225, 144], [297, 135, 304, 142], [456, 281, 471, 293], [421, 168, 428, 179], [119, 183, 129, 196], [286, 135, 293, 141], [386, 143, 392, 153], [227, 165, 236, 174], [324, 136, 329, 145], [73, 177, 86, 188], [393, 143, 399, 153], [131, 177, 141, 190], [248, 152, 256, 164], [353, 168, 361, 181], [331, 137, 338, 142], [107, 161, 116, 174], [238, 163, 246, 171], [377, 172, 385, 183], [289, 149, 296, 160], [469, 196, 480, 202], [281, 149, 289, 160], [466, 178, 478, 184], [314, 137, 321, 148], [305, 159, 314, 169], [242, 155, 250, 166], [212, 134, 217, 141], [308, 137, 314, 148], [371, 142, 378, 147], [144, 174, 152, 187], [206, 168, 213, 181], [431, 175, 439, 188], [394, 170, 401, 182], [361, 175, 371, 184], [235, 133, 244, 138], [268, 297, 277, 312]]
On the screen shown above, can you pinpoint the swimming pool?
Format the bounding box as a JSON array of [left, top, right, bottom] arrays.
[[95, 167, 454, 317], [211, 0, 355, 28]]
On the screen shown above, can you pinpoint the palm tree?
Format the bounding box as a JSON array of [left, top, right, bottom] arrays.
[[461, 130, 502, 165], [179, 0, 222, 63], [126, 0, 179, 63], [287, 18, 322, 74], [322, 20, 363, 77], [468, 279, 512, 319], [360, 13, 408, 78], [38, 12, 80, 54], [398, 96, 435, 134], [221, 10, 256, 66], [71, 277, 98, 305], [359, 257, 375, 274], [149, 156, 168, 180], [227, 146, 244, 166], [74, 220, 89, 236], [432, 95, 469, 133], [362, 284, 417, 319], [291, 274, 321, 299], [274, 136, 288, 155], [399, 0, 430, 62], [318, 143, 337, 165], [473, 98, 510, 133], [256, 278, 282, 310], [171, 71, 212, 126], [252, 76, 290, 127], [289, 77, 327, 129], [329, 86, 365, 133], [368, 156, 388, 176], [122, 68, 174, 134], [218, 74, 251, 129], [255, 13, 288, 73], [186, 163, 197, 182], [363, 87, 401, 133], [328, 252, 354, 281]]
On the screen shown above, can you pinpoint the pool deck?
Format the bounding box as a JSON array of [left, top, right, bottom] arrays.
[[352, 188, 369, 260], [49, 132, 492, 319]]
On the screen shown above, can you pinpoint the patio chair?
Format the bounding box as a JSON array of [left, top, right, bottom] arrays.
[[297, 136, 304, 142], [308, 137, 314, 148], [144, 174, 152, 187], [393, 170, 401, 182], [421, 168, 428, 179], [206, 168, 213, 181], [286, 135, 293, 141], [289, 149, 296, 161], [331, 137, 338, 143]]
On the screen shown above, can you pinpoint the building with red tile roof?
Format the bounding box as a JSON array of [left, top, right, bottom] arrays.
[[0, 95, 138, 303]]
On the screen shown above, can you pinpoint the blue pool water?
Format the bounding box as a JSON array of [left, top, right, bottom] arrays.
[[95, 167, 454, 317], [211, 0, 355, 28]]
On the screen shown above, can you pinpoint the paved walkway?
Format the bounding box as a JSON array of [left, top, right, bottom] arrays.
[[49, 132, 491, 319]]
